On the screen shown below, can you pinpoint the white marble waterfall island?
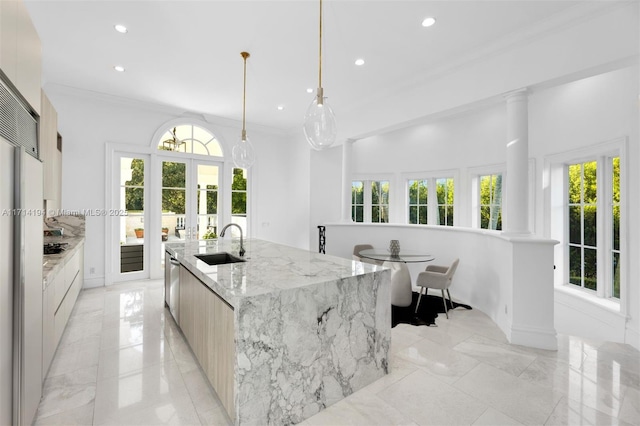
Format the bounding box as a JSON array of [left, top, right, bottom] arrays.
[[165, 239, 391, 425]]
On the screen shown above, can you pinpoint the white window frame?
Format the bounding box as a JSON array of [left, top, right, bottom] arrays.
[[402, 170, 458, 226], [544, 137, 627, 311], [469, 163, 506, 230], [352, 174, 394, 223], [351, 180, 365, 223]]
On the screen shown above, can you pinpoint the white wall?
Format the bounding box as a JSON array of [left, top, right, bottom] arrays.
[[530, 66, 640, 347], [311, 65, 639, 348], [47, 85, 308, 287], [324, 224, 558, 350], [309, 142, 342, 250]]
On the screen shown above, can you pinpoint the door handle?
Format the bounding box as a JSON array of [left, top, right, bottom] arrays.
[[169, 257, 180, 266]]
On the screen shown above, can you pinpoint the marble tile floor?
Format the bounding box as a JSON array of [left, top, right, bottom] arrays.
[[34, 279, 640, 426]]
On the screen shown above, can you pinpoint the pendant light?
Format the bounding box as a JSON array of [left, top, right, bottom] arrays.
[[303, 0, 337, 150], [232, 51, 256, 168]]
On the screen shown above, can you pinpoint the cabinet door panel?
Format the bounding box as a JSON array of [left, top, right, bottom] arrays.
[[0, 0, 18, 83], [14, 0, 41, 114], [205, 290, 235, 419], [42, 283, 56, 380]]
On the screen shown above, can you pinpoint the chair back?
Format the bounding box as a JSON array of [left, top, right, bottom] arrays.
[[445, 258, 460, 287], [353, 244, 374, 258]]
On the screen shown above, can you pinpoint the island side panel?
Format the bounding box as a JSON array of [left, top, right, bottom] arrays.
[[235, 269, 391, 425]]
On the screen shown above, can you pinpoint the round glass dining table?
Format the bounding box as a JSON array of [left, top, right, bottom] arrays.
[[358, 249, 434, 263], [358, 249, 435, 307]]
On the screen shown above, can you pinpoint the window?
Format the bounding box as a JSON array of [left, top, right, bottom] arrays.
[[351, 181, 364, 222], [351, 178, 390, 223], [547, 140, 624, 307], [405, 175, 455, 226], [408, 180, 428, 224], [371, 181, 389, 223], [568, 161, 597, 291], [230, 168, 248, 236], [157, 124, 223, 156], [436, 178, 454, 226], [479, 174, 502, 230], [566, 156, 622, 299]]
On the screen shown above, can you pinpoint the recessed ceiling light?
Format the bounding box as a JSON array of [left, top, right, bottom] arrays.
[[422, 17, 436, 27], [277, 105, 284, 111], [354, 58, 365, 66], [114, 65, 125, 72], [306, 88, 314, 93], [114, 24, 128, 34]]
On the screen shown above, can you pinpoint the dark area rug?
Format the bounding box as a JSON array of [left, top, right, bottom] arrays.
[[392, 292, 472, 327]]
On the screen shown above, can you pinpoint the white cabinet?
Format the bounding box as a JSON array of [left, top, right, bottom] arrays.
[[41, 91, 62, 207], [0, 0, 41, 114], [42, 243, 84, 379], [42, 275, 57, 380]]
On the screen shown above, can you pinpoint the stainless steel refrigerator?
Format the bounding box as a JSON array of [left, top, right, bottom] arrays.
[[0, 85, 43, 424]]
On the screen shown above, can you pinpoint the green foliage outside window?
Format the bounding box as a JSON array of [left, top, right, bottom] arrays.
[[372, 181, 389, 223], [408, 180, 428, 224], [351, 181, 364, 222], [480, 174, 502, 230], [124, 159, 144, 211], [436, 178, 454, 226], [231, 168, 247, 215], [568, 161, 598, 291], [612, 157, 620, 298], [161, 161, 186, 214]]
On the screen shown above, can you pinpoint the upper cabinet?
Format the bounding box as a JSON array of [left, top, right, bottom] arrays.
[[41, 91, 61, 207], [0, 0, 41, 115]]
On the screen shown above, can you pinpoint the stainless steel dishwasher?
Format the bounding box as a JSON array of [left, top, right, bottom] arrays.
[[165, 252, 180, 323]]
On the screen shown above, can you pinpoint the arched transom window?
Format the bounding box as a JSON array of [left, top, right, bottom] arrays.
[[157, 124, 223, 156]]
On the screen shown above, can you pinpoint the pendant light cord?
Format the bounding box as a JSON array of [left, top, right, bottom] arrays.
[[318, 0, 323, 89], [241, 52, 249, 138]]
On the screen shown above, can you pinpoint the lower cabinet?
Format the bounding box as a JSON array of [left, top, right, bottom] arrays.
[[179, 266, 235, 420], [42, 243, 84, 380]]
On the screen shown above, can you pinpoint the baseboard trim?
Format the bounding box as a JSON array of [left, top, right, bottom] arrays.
[[509, 323, 558, 350], [83, 276, 105, 288], [626, 326, 640, 351]]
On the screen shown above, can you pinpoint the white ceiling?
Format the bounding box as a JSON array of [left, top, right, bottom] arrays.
[[25, 0, 587, 137]]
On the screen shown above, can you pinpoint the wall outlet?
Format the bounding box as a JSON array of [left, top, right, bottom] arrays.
[[90, 267, 95, 275], [504, 305, 508, 314]]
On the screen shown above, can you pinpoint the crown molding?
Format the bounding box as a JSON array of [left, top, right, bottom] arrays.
[[43, 82, 289, 138]]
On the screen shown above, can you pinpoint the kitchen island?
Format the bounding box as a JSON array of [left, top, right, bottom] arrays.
[[165, 239, 391, 425]]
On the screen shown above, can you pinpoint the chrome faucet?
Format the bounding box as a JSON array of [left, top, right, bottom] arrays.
[[219, 223, 245, 257]]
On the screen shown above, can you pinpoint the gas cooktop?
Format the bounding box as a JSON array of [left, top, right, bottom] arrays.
[[43, 242, 68, 255]]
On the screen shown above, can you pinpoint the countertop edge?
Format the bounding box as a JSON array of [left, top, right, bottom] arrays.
[[43, 237, 85, 287]]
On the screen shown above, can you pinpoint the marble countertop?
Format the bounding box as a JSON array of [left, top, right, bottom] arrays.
[[165, 238, 380, 308], [42, 215, 86, 288]]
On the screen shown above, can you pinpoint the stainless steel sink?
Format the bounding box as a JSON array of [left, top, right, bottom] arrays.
[[194, 252, 245, 265]]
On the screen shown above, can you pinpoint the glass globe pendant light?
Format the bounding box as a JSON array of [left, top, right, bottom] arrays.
[[232, 51, 256, 168], [303, 0, 337, 150]]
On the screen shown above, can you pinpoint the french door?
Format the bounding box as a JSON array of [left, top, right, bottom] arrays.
[[113, 153, 150, 282], [111, 152, 223, 283], [159, 156, 223, 266]]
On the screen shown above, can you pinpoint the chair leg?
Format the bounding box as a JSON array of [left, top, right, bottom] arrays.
[[414, 287, 425, 314], [446, 289, 452, 310], [441, 289, 449, 318]]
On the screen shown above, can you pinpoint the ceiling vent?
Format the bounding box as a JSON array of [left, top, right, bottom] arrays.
[[0, 77, 38, 159]]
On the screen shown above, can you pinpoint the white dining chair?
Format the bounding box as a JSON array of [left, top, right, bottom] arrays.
[[414, 258, 460, 318], [352, 244, 383, 266]]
